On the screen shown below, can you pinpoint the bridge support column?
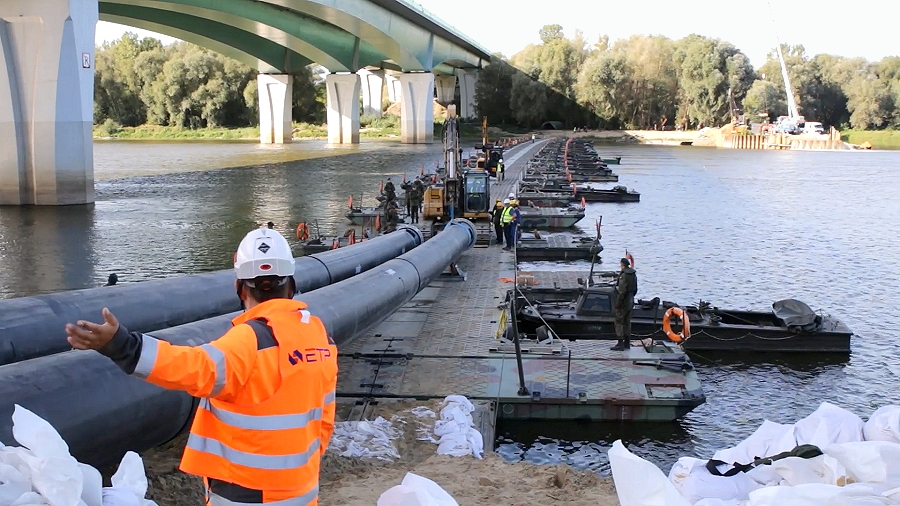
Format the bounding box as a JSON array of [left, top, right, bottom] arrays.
[[258, 74, 293, 144], [386, 74, 402, 103], [326, 73, 360, 145], [399, 73, 434, 144], [435, 74, 456, 106], [0, 0, 97, 205], [457, 69, 478, 120], [358, 69, 384, 117]]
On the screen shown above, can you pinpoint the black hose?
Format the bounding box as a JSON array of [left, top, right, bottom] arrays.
[[0, 220, 473, 468], [0, 226, 424, 366]]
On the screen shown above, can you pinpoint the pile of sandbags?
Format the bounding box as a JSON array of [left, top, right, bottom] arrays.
[[0, 405, 155, 506], [424, 396, 483, 459], [328, 417, 402, 462], [610, 403, 900, 506]]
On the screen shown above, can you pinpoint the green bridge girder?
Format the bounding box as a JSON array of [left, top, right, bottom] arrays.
[[98, 0, 489, 74]]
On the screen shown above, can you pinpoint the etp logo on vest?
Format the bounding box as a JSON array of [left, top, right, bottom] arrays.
[[287, 348, 333, 365]]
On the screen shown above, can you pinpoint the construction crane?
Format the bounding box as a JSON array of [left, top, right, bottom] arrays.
[[422, 106, 493, 245]]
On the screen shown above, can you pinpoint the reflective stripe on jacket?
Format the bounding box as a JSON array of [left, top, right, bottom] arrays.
[[134, 298, 337, 500], [501, 206, 514, 224]]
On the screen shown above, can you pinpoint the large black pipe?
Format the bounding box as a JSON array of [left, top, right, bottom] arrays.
[[0, 220, 475, 468], [0, 226, 424, 366]]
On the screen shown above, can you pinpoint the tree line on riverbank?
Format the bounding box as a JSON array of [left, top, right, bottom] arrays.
[[93, 33, 324, 133], [94, 28, 899, 134], [480, 24, 900, 131]]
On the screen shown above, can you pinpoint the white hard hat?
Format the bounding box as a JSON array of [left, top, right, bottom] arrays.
[[508, 192, 515, 198], [503, 198, 510, 204], [234, 227, 295, 280]]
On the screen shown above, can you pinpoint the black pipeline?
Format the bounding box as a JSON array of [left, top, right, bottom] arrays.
[[0, 219, 475, 468], [0, 226, 424, 366]]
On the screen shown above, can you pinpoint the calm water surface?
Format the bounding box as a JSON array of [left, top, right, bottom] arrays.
[[1, 140, 898, 474], [500, 145, 900, 473]]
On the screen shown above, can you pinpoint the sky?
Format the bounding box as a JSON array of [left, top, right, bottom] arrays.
[[95, 0, 899, 69]]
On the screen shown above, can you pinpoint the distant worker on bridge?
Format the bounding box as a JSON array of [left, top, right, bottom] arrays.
[[501, 199, 520, 251], [64, 227, 337, 506], [492, 199, 506, 247], [612, 257, 638, 351]]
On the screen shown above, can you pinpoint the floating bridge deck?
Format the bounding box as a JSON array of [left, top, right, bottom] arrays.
[[335, 141, 704, 432]]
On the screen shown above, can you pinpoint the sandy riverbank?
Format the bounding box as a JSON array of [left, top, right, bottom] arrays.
[[140, 399, 620, 506]]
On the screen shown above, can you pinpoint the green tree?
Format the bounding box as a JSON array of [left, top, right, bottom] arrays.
[[509, 72, 547, 127], [742, 80, 786, 121], [674, 35, 753, 128], [539, 24, 564, 44], [474, 56, 515, 124]]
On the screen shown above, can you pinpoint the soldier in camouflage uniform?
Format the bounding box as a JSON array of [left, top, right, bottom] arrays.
[[612, 257, 638, 351]]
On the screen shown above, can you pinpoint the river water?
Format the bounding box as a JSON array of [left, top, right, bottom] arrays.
[[1, 140, 898, 474]]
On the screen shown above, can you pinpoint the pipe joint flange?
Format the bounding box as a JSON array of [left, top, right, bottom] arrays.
[[447, 219, 477, 249], [396, 224, 425, 246]]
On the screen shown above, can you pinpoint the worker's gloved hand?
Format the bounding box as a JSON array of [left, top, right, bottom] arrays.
[[65, 307, 120, 350]]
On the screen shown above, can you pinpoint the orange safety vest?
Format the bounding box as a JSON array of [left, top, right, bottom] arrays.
[[133, 299, 337, 505]]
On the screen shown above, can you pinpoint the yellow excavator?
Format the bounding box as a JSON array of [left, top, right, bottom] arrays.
[[422, 107, 493, 245]]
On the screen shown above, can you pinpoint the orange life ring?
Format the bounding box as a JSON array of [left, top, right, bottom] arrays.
[[662, 307, 691, 343], [296, 222, 310, 241]]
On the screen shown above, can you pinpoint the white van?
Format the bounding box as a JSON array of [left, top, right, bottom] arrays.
[[803, 122, 825, 134]]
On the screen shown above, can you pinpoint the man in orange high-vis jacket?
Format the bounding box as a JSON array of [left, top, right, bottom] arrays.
[[65, 227, 337, 506]]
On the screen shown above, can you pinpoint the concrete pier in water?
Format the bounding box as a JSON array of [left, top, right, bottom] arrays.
[[0, 0, 97, 205]]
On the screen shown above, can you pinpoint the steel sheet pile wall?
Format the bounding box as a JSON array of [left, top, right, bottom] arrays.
[[0, 226, 424, 365], [0, 220, 474, 468]]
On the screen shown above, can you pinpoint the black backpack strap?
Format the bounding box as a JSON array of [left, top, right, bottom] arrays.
[[705, 444, 823, 477], [245, 318, 277, 350]]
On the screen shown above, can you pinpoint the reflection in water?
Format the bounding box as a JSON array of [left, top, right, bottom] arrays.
[[499, 145, 900, 473], [497, 420, 694, 474], [0, 141, 443, 296], [0, 206, 97, 295], [1, 141, 899, 474]]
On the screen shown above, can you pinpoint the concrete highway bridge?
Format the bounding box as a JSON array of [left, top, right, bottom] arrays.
[[0, 0, 490, 205]]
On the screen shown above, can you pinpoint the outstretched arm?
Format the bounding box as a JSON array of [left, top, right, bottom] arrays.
[[66, 308, 257, 402]]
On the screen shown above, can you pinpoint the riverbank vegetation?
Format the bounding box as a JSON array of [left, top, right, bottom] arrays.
[[841, 129, 900, 148], [94, 29, 899, 142], [475, 24, 900, 132]]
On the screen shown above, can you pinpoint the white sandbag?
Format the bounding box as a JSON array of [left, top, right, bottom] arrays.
[[0, 462, 32, 505], [608, 440, 691, 506], [328, 417, 401, 461], [712, 420, 796, 466], [762, 455, 850, 487], [694, 500, 746, 506], [11, 406, 83, 506], [429, 396, 482, 459], [400, 473, 458, 506], [376, 473, 458, 506], [101, 488, 141, 506], [792, 402, 864, 448], [79, 464, 103, 506], [669, 457, 760, 504], [748, 482, 895, 506], [377, 485, 439, 506], [823, 441, 900, 487], [11, 491, 47, 505], [441, 396, 473, 414], [103, 451, 157, 506], [864, 406, 900, 443]]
